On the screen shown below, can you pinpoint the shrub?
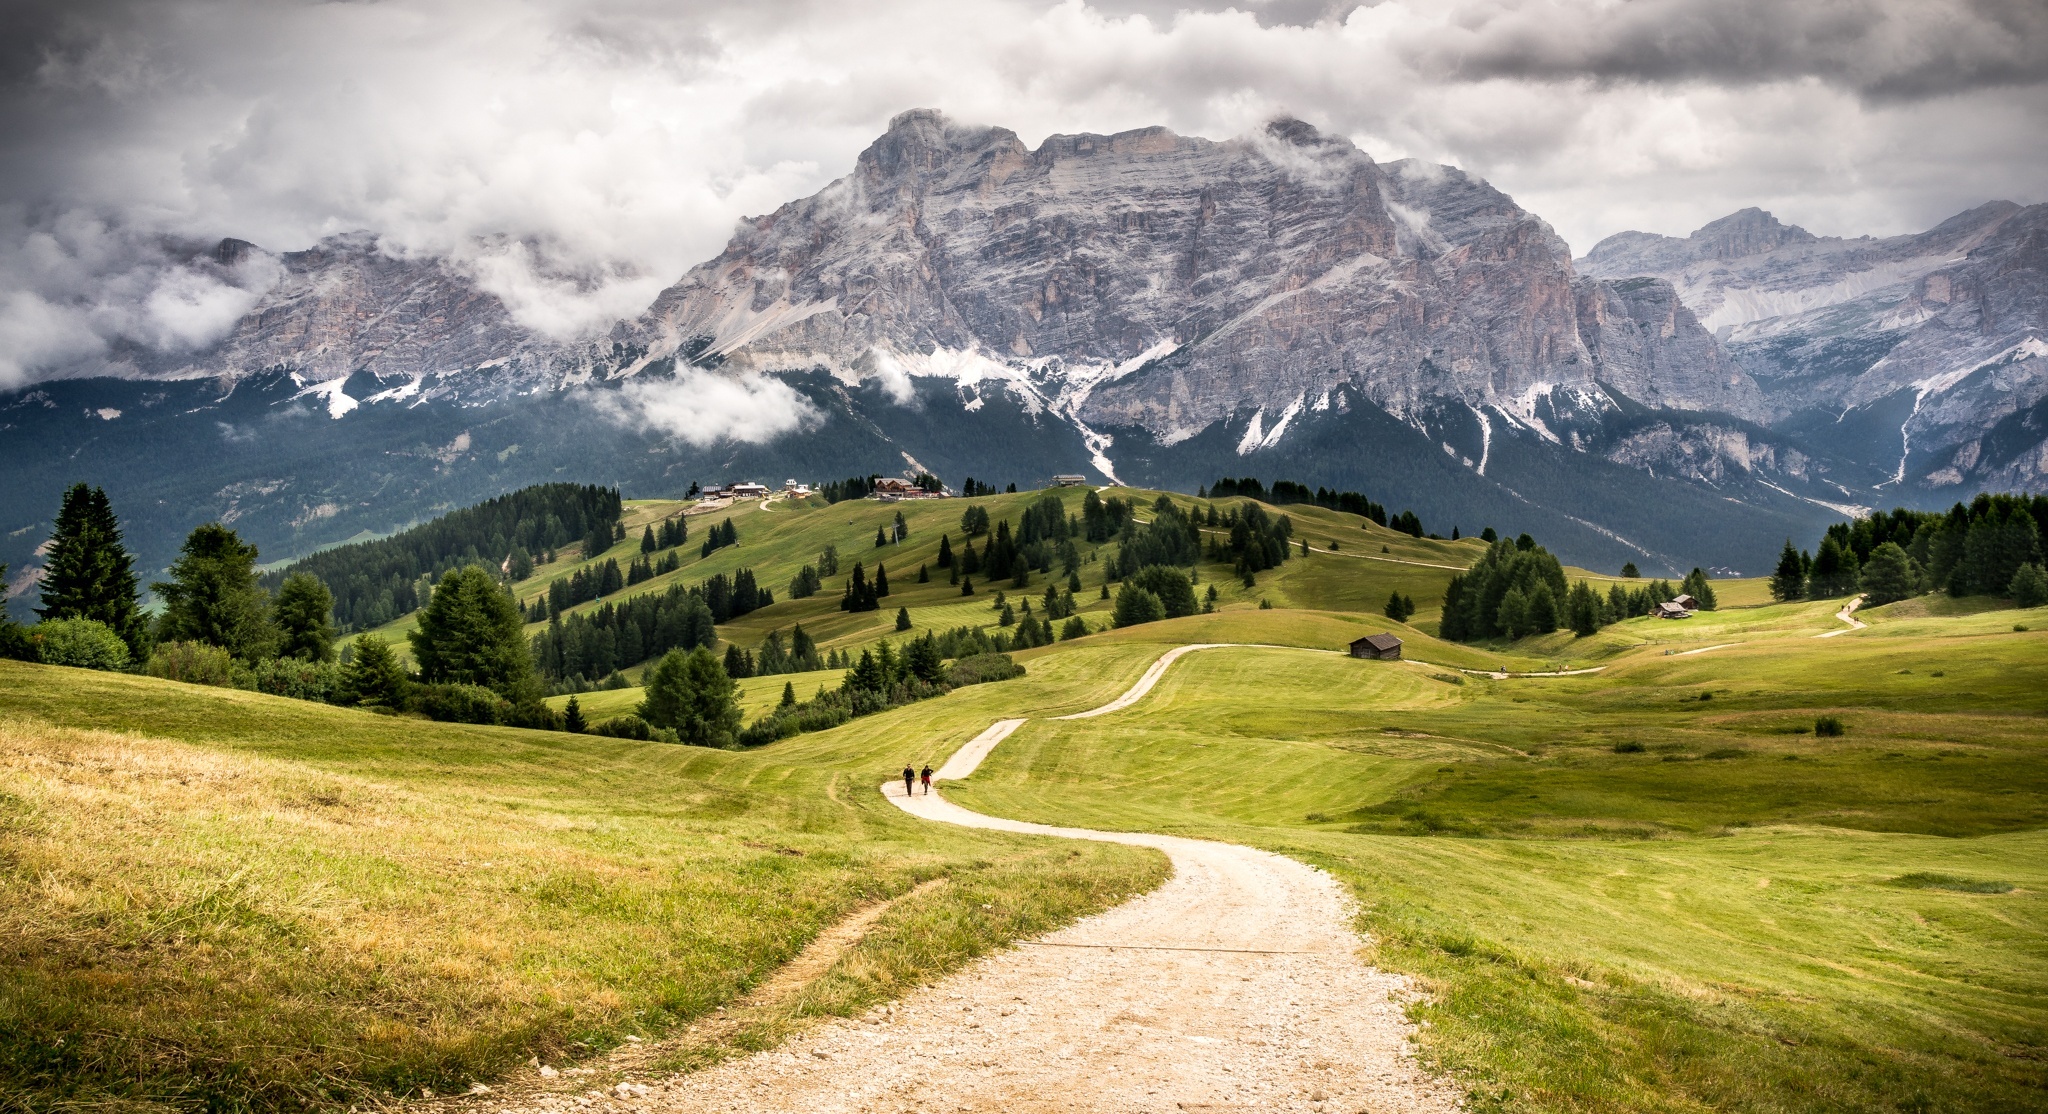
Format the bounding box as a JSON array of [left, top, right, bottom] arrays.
[[32, 618, 130, 671], [0, 619, 37, 663], [245, 658, 345, 703], [949, 652, 1025, 687], [588, 714, 679, 744], [146, 640, 236, 686], [1612, 741, 1645, 753], [410, 682, 509, 725], [1814, 715, 1846, 737], [1060, 616, 1089, 640]]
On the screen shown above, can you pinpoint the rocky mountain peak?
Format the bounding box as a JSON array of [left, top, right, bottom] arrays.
[[1688, 207, 1817, 259]]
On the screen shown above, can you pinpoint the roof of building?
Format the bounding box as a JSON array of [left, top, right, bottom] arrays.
[[1351, 633, 1403, 651]]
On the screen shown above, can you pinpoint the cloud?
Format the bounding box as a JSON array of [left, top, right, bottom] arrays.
[[0, 0, 2041, 388], [597, 368, 821, 447]]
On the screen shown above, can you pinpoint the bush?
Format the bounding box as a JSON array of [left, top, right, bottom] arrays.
[[949, 652, 1025, 687], [499, 701, 565, 732], [1060, 616, 1089, 640], [588, 714, 679, 744], [146, 640, 237, 686], [32, 618, 130, 671], [410, 683, 509, 725], [244, 658, 345, 703], [0, 619, 37, 663], [1612, 741, 1646, 753], [1814, 715, 1846, 737]]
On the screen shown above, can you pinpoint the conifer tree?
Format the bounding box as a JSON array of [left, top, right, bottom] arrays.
[[1679, 568, 1719, 610], [563, 695, 587, 733], [936, 534, 954, 568], [1769, 540, 1807, 602], [917, 564, 929, 583], [156, 523, 275, 659], [37, 483, 145, 655], [1621, 562, 1640, 578], [875, 564, 890, 597], [274, 572, 338, 662], [895, 606, 912, 631], [408, 565, 533, 698], [341, 635, 408, 707], [642, 526, 657, 553], [781, 680, 797, 708], [876, 525, 889, 548]]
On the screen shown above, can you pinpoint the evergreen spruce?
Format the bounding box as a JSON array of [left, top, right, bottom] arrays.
[[408, 565, 534, 699], [895, 606, 912, 631], [1769, 541, 1807, 602], [274, 573, 339, 662], [155, 523, 275, 660], [563, 695, 587, 733], [36, 484, 145, 655]]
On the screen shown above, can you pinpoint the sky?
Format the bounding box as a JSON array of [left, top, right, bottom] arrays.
[[1, 0, 2043, 389]]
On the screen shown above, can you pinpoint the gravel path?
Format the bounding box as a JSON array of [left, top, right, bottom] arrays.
[[634, 644, 1462, 1114]]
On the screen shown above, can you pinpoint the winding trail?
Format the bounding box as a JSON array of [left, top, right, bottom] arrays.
[[642, 643, 1461, 1114], [1814, 595, 1867, 638]]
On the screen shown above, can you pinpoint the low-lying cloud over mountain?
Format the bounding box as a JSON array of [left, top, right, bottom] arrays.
[[2, 0, 2042, 389]]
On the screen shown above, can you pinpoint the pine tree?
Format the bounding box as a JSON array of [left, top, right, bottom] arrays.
[[780, 681, 797, 708], [895, 606, 912, 631], [876, 525, 889, 548], [563, 695, 587, 733], [1860, 542, 1922, 606], [36, 484, 145, 655], [1769, 540, 1807, 602], [936, 534, 954, 568], [917, 564, 929, 583], [274, 572, 338, 662], [341, 635, 408, 707], [1620, 562, 1640, 579], [875, 564, 890, 597], [960, 575, 975, 596], [1679, 568, 1718, 610], [409, 565, 534, 698], [155, 523, 275, 660]]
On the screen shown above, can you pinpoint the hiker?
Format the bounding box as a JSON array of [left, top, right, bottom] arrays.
[[920, 764, 934, 795], [903, 765, 916, 797]]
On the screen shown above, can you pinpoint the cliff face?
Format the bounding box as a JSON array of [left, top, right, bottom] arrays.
[[623, 110, 1765, 463], [159, 232, 560, 392], [1580, 202, 2048, 494]]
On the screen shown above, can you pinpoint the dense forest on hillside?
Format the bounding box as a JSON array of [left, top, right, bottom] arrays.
[[1793, 494, 2048, 604], [273, 484, 621, 630]]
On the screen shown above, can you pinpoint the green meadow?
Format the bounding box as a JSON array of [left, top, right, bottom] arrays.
[[6, 483, 2045, 1113]]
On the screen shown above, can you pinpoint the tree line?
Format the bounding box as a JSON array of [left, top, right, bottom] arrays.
[[1772, 495, 2048, 606], [270, 483, 621, 631], [1202, 476, 1409, 532]]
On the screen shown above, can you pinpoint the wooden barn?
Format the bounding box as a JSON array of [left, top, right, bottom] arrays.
[[1350, 633, 1403, 660]]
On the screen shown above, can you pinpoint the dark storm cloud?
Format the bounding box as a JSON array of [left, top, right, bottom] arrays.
[[1401, 0, 2048, 100]]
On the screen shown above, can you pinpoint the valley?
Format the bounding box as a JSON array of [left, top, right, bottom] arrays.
[[3, 481, 2042, 1114]]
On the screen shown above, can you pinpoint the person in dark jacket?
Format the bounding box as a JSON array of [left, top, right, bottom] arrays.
[[903, 765, 916, 797], [920, 764, 934, 794]]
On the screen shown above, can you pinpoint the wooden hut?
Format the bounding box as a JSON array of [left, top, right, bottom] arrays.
[[1349, 633, 1403, 660]]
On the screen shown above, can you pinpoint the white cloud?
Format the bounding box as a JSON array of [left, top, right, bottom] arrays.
[[597, 368, 821, 447], [0, 0, 2040, 386]]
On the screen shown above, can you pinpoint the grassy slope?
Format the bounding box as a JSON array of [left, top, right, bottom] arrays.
[[0, 660, 1167, 1111], [950, 608, 2048, 1114], [14, 480, 2046, 1114]]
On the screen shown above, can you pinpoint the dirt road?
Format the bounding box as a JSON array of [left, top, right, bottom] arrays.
[[635, 644, 1460, 1114]]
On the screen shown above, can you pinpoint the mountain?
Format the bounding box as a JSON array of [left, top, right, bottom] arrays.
[[1579, 202, 2048, 495], [14, 110, 2024, 604]]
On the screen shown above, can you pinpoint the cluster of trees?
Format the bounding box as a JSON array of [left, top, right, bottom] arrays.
[[732, 634, 1022, 747], [1383, 593, 1417, 622], [1112, 564, 1201, 628], [1773, 495, 2048, 606], [1081, 490, 1138, 541], [1202, 502, 1293, 582], [529, 569, 773, 689], [839, 562, 892, 612], [1438, 538, 1569, 641], [1100, 500, 1197, 581], [1439, 534, 1724, 643], [720, 624, 826, 678], [273, 483, 620, 630], [959, 478, 1013, 496], [876, 510, 909, 546], [1202, 476, 1397, 529], [643, 517, 688, 552], [626, 549, 684, 586], [699, 518, 739, 558], [534, 559, 625, 617]]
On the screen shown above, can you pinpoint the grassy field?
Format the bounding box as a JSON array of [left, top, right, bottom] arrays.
[[10, 480, 2047, 1114], [0, 661, 1167, 1111], [950, 608, 2048, 1114]]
